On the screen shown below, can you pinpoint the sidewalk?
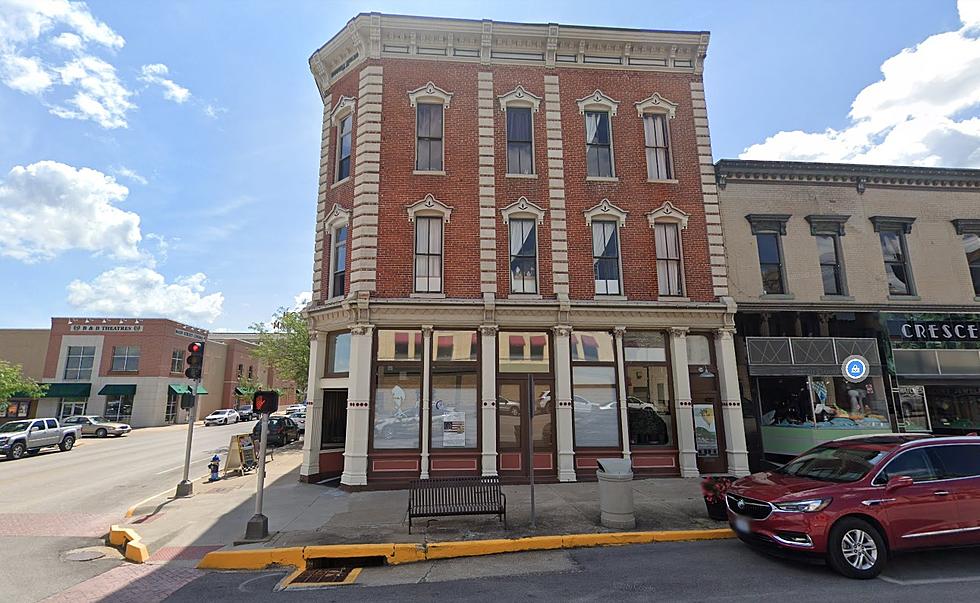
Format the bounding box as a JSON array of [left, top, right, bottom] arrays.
[[122, 445, 727, 564]]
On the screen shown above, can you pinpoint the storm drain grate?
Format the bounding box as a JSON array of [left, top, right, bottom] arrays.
[[290, 567, 355, 584], [285, 555, 386, 587]]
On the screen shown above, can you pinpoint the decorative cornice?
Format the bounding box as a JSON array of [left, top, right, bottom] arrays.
[[408, 81, 453, 107], [406, 193, 454, 223], [576, 89, 620, 116], [329, 95, 356, 125], [500, 196, 546, 225], [647, 201, 689, 229], [715, 159, 980, 192], [497, 85, 541, 112], [746, 214, 790, 235], [584, 198, 628, 226], [952, 219, 980, 235], [805, 214, 849, 236], [634, 92, 678, 118], [870, 215, 915, 234]]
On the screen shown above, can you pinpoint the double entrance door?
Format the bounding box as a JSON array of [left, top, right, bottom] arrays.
[[497, 376, 556, 479]]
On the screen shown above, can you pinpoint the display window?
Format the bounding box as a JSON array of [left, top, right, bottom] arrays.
[[430, 368, 478, 449], [623, 332, 673, 447], [571, 331, 620, 448], [923, 384, 980, 432], [372, 365, 421, 449]]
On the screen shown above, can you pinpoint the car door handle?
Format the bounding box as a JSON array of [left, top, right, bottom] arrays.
[[933, 490, 950, 496]]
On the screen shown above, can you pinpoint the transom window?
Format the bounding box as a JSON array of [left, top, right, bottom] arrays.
[[64, 346, 95, 380], [414, 216, 443, 293], [643, 114, 672, 180], [110, 346, 139, 372], [506, 107, 533, 175], [655, 222, 682, 296], [416, 103, 444, 171], [335, 113, 352, 182], [170, 349, 184, 373], [592, 220, 621, 295], [585, 111, 613, 177], [509, 218, 537, 294]]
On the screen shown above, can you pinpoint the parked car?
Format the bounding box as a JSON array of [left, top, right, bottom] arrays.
[[62, 415, 131, 437], [497, 395, 521, 416], [203, 409, 240, 426], [727, 434, 980, 579], [287, 411, 306, 432], [284, 404, 306, 415], [0, 418, 81, 460], [252, 415, 300, 447], [236, 405, 255, 421]]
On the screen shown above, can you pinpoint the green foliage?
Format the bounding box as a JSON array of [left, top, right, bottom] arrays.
[[249, 308, 310, 396], [235, 374, 266, 403], [0, 360, 47, 414]]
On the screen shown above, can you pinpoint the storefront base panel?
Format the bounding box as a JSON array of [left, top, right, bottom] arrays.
[[430, 453, 481, 475], [574, 449, 626, 479], [299, 449, 346, 483], [631, 449, 681, 477]]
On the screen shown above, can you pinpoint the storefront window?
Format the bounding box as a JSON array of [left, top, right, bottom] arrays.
[[377, 330, 423, 362], [625, 365, 672, 446], [570, 331, 615, 362], [897, 385, 931, 432], [572, 365, 620, 447], [809, 376, 889, 428], [432, 331, 478, 362], [624, 332, 667, 362], [925, 385, 980, 432], [431, 369, 478, 449], [498, 332, 550, 373], [373, 365, 421, 449], [326, 332, 351, 375], [104, 395, 133, 422], [2, 399, 32, 418]]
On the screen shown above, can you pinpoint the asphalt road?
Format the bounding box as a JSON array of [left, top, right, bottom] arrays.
[[0, 419, 256, 603], [171, 539, 980, 602]]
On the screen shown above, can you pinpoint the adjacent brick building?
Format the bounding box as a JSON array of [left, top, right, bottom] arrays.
[[302, 14, 749, 487]]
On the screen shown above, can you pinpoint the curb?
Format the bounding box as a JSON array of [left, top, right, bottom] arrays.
[[197, 528, 734, 571], [108, 524, 150, 563]]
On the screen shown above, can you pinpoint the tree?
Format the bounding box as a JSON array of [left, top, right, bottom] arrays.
[[0, 360, 46, 414], [235, 374, 266, 406], [249, 308, 310, 398]]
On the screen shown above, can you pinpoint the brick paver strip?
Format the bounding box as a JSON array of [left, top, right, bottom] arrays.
[[0, 513, 110, 537], [150, 545, 224, 562], [42, 564, 204, 603]]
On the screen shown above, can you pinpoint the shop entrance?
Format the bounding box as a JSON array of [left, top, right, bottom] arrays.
[[497, 376, 556, 479]]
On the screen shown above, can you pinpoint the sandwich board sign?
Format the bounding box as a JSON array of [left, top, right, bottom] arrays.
[[223, 434, 257, 476]]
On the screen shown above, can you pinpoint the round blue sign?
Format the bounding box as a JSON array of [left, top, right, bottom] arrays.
[[841, 355, 869, 383]]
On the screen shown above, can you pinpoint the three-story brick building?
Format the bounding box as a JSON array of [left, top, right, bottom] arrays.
[[302, 14, 749, 487]]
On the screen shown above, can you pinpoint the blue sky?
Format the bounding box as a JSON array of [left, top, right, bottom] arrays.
[[0, 0, 975, 330]]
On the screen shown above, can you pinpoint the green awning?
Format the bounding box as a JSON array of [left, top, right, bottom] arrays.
[[98, 384, 137, 396], [234, 387, 246, 395], [168, 384, 208, 395], [43, 383, 91, 398]]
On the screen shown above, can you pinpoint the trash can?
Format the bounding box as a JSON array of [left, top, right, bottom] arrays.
[[597, 458, 635, 529]]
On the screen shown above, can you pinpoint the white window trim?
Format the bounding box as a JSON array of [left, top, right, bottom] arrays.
[[577, 90, 619, 179], [325, 204, 351, 300], [408, 194, 453, 294], [636, 93, 678, 182], [647, 201, 689, 298], [331, 97, 356, 184], [406, 193, 454, 223], [584, 198, 628, 226], [409, 82, 452, 173], [501, 197, 546, 297], [498, 86, 541, 176], [500, 196, 546, 225]]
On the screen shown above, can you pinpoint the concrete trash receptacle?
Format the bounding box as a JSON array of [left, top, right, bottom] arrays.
[[596, 458, 635, 529]]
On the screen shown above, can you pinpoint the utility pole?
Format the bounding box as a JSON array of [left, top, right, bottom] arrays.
[[176, 341, 206, 498]]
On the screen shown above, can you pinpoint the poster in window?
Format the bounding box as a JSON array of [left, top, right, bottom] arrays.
[[693, 403, 719, 457], [442, 410, 465, 447], [898, 385, 931, 432]]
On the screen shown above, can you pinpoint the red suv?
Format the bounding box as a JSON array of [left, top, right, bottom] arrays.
[[727, 435, 980, 578]]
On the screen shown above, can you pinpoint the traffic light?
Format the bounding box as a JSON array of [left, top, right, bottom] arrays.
[[253, 390, 279, 414], [184, 341, 205, 380]]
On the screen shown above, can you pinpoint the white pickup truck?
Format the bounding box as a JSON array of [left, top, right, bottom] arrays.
[[0, 418, 82, 460]]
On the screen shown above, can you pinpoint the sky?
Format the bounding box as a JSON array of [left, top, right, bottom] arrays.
[[0, 0, 976, 330]]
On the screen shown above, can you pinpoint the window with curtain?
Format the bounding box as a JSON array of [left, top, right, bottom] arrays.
[[509, 218, 537, 294], [506, 107, 533, 175], [655, 222, 682, 296], [336, 114, 352, 181], [585, 111, 613, 177], [756, 232, 785, 294], [963, 233, 980, 295], [878, 230, 913, 295], [414, 217, 443, 292], [332, 225, 347, 298], [592, 220, 621, 295], [643, 113, 671, 180], [816, 234, 844, 296], [416, 103, 443, 171]]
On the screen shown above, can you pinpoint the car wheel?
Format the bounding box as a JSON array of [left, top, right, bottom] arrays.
[[58, 435, 76, 452], [828, 517, 887, 579], [7, 442, 26, 460], [96, 428, 108, 438]]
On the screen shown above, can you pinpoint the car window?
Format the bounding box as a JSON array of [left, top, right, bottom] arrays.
[[926, 445, 980, 479], [875, 449, 940, 485], [31, 420, 46, 431], [63, 417, 78, 424], [46, 419, 58, 429], [778, 445, 887, 483]]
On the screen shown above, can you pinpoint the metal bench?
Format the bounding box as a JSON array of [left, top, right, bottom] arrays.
[[407, 476, 507, 533]]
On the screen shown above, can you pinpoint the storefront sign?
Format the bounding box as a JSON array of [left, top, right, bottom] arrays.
[[70, 324, 143, 333], [884, 313, 980, 346], [841, 355, 869, 383], [175, 328, 202, 339], [442, 410, 465, 447]]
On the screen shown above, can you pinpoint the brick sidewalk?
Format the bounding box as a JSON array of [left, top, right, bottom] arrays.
[[41, 564, 204, 603]]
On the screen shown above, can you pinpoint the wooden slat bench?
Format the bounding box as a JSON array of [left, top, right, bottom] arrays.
[[407, 476, 507, 533]]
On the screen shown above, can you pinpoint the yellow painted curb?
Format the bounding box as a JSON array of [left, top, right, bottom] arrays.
[[126, 540, 150, 563], [108, 524, 149, 564], [196, 528, 734, 571]]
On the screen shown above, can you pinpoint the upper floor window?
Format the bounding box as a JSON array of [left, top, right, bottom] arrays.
[[64, 346, 95, 380], [655, 223, 683, 296], [415, 216, 443, 293], [248, 365, 254, 379], [585, 111, 613, 177], [806, 215, 850, 297], [332, 225, 348, 298], [111, 346, 140, 372], [506, 107, 533, 175], [592, 221, 621, 295], [335, 113, 352, 182], [415, 103, 443, 171], [170, 349, 184, 373], [643, 114, 672, 180], [747, 214, 791, 295], [871, 216, 916, 296], [509, 218, 537, 294], [237, 363, 243, 378], [953, 219, 980, 296]]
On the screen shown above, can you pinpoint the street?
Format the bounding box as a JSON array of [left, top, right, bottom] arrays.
[[0, 420, 255, 603]]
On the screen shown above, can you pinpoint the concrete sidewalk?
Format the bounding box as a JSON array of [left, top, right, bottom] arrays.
[[121, 445, 725, 564]]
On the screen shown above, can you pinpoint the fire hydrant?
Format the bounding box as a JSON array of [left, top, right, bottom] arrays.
[[208, 454, 221, 482]]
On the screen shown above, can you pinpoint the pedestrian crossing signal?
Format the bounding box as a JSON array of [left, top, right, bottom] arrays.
[[253, 390, 279, 414], [185, 341, 205, 380]]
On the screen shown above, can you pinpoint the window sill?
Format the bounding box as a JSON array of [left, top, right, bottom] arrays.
[[888, 294, 921, 301], [410, 292, 446, 299], [330, 177, 350, 190], [505, 173, 537, 179], [594, 295, 628, 301], [507, 293, 543, 300], [820, 294, 854, 301], [760, 293, 795, 300], [586, 176, 619, 183], [647, 178, 679, 184], [413, 170, 446, 176], [658, 296, 690, 302]]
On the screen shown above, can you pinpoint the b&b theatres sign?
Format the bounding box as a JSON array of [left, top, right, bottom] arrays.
[[884, 313, 980, 345]]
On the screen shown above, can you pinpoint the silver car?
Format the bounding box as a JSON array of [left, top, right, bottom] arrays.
[[62, 415, 132, 437]]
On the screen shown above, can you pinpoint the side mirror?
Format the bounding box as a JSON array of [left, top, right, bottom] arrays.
[[30, 425, 41, 432], [886, 475, 914, 492]]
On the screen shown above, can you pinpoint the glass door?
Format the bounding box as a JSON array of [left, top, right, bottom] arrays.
[[497, 377, 555, 478]]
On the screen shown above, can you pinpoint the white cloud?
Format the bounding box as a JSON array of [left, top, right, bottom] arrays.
[[50, 55, 134, 128], [740, 0, 980, 167], [204, 103, 227, 119], [0, 0, 124, 50], [0, 53, 52, 93], [50, 32, 82, 51], [0, 160, 142, 262], [67, 267, 224, 325], [292, 291, 312, 311], [139, 63, 191, 104], [113, 165, 147, 185]]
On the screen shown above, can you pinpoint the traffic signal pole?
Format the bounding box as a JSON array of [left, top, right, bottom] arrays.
[[175, 377, 201, 498], [245, 413, 269, 540]]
